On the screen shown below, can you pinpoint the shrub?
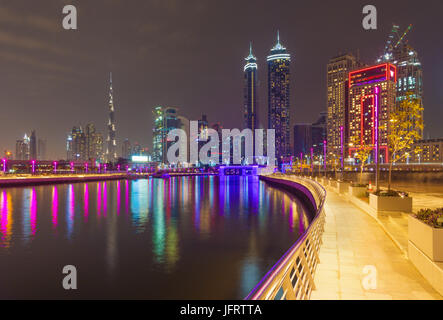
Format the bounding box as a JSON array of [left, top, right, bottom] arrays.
[[372, 190, 409, 197], [351, 183, 367, 188], [415, 208, 443, 228]]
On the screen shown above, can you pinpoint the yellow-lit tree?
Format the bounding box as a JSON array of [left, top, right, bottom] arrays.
[[387, 92, 424, 191], [349, 135, 372, 185]]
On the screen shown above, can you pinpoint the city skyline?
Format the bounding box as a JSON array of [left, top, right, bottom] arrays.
[[1, 0, 442, 159]]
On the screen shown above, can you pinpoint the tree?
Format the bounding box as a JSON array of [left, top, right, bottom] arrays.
[[387, 92, 424, 191], [349, 135, 372, 184]]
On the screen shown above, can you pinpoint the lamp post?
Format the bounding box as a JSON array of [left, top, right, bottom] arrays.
[[340, 126, 344, 181], [323, 140, 327, 177], [310, 148, 314, 174], [374, 86, 380, 192]]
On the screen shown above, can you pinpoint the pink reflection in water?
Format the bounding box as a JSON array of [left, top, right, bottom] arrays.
[[97, 182, 102, 216], [103, 182, 107, 216], [84, 184, 89, 220], [30, 188, 37, 236], [116, 181, 121, 215], [52, 186, 58, 228], [125, 180, 129, 214], [0, 191, 12, 247]]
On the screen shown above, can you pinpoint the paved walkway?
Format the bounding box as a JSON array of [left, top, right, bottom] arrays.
[[310, 188, 442, 300]]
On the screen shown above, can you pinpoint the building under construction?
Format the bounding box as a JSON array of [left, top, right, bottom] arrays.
[[377, 24, 424, 139]]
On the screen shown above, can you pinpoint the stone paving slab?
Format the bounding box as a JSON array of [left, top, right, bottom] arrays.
[[310, 190, 442, 300]]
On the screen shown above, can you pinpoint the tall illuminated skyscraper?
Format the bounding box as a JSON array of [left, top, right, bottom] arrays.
[[326, 54, 360, 157], [267, 31, 291, 163], [29, 130, 37, 160], [377, 24, 424, 139], [244, 42, 258, 131], [152, 106, 184, 164], [106, 72, 117, 162], [348, 63, 397, 163]]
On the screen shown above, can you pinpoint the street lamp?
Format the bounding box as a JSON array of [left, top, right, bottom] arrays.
[[31, 160, 36, 174]]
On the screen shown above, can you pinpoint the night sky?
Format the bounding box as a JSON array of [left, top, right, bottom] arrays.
[[1, 0, 442, 159]]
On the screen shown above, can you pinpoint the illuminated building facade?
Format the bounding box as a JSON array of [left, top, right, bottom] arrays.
[[85, 124, 103, 161], [244, 43, 258, 131], [152, 106, 183, 163], [106, 72, 117, 162], [377, 25, 424, 139], [29, 130, 37, 160], [394, 44, 424, 139], [267, 31, 291, 163], [348, 63, 397, 163], [15, 134, 30, 160], [67, 126, 86, 161], [412, 139, 443, 163], [326, 54, 360, 157]]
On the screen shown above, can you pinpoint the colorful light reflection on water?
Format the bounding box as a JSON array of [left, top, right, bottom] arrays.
[[0, 176, 310, 299]]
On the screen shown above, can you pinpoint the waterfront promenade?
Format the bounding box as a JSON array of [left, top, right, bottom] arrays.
[[309, 181, 442, 300]]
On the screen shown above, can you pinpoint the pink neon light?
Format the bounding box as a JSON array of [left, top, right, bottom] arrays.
[[375, 86, 380, 163], [84, 184, 89, 220], [52, 186, 58, 228], [323, 140, 327, 170], [30, 188, 37, 236], [349, 63, 396, 89], [340, 126, 344, 169], [53, 161, 57, 173]]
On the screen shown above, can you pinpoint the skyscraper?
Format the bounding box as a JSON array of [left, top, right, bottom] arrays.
[[106, 72, 117, 162], [348, 63, 397, 163], [29, 130, 37, 160], [244, 42, 258, 131], [85, 123, 103, 161], [152, 106, 184, 163], [67, 126, 86, 161], [267, 31, 291, 163], [326, 53, 360, 158], [15, 134, 30, 160], [377, 24, 424, 139], [393, 44, 424, 139]]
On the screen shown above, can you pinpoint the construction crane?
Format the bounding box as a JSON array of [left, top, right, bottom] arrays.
[[394, 24, 413, 49], [377, 24, 413, 63]]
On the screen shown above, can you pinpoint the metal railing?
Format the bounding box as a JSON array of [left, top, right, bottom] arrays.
[[245, 174, 326, 300]]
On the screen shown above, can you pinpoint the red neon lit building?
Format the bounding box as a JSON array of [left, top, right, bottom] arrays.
[[348, 63, 397, 163]]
